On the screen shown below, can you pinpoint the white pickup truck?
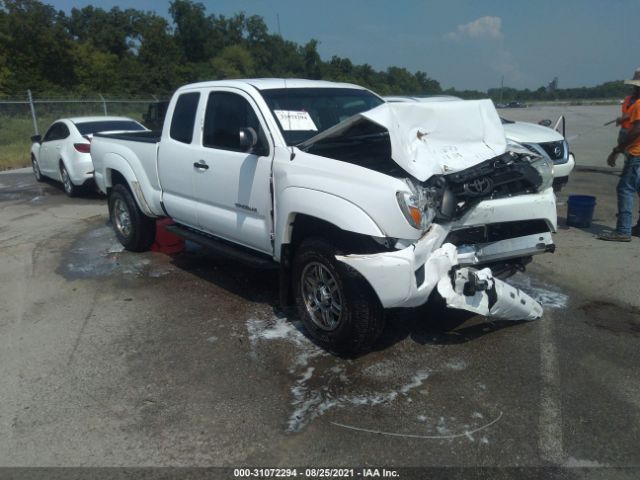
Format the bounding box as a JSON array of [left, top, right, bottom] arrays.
[[91, 79, 557, 354]]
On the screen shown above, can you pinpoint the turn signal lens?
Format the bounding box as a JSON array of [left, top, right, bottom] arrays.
[[396, 191, 423, 229], [409, 206, 422, 226]]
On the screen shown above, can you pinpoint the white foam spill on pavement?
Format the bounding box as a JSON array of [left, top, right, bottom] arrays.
[[287, 368, 430, 432], [506, 272, 569, 309], [444, 358, 467, 371], [246, 316, 325, 371], [247, 315, 438, 432]]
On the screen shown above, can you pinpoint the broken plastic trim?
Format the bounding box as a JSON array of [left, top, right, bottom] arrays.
[[437, 267, 543, 321], [337, 235, 544, 321]]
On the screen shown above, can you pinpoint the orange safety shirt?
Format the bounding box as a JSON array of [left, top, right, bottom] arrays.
[[621, 96, 638, 130], [627, 99, 640, 156]]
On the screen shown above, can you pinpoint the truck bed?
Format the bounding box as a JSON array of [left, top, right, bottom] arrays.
[[93, 130, 161, 144]]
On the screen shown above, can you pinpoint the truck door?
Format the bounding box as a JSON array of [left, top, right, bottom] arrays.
[[194, 89, 274, 254], [157, 91, 202, 229]]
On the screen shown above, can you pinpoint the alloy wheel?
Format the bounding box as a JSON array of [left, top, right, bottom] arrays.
[[113, 198, 132, 239], [300, 261, 343, 331]]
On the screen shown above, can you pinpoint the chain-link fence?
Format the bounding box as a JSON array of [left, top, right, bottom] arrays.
[[0, 91, 166, 170]]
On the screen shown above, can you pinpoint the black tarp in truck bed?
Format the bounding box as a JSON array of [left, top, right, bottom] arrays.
[[93, 130, 161, 144]]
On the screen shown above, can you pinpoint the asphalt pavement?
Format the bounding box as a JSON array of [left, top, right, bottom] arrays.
[[0, 157, 639, 478]]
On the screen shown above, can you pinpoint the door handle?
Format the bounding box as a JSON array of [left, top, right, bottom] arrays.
[[56, 146, 61, 150], [193, 160, 209, 170]]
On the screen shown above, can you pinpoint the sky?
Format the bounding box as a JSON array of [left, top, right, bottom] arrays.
[[47, 0, 638, 91]]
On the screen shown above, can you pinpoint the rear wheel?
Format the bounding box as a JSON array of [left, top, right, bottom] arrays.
[[293, 238, 384, 355], [32, 156, 43, 182], [60, 163, 79, 197], [108, 183, 156, 252]]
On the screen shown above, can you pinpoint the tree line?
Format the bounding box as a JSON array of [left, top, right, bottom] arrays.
[[0, 0, 631, 101]]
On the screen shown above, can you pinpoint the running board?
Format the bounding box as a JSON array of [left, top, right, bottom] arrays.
[[165, 224, 278, 269]]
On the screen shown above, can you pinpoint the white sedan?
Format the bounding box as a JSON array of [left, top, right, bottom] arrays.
[[30, 116, 146, 196]]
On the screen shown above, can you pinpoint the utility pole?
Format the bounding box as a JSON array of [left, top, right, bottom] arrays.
[[499, 75, 504, 105], [99, 94, 108, 115], [27, 89, 39, 135], [276, 13, 281, 36]]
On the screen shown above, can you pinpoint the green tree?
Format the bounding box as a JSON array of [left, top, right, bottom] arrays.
[[70, 42, 119, 93], [0, 0, 75, 93], [301, 39, 321, 79], [65, 6, 135, 58], [169, 0, 220, 63], [135, 14, 183, 93], [209, 44, 254, 79]]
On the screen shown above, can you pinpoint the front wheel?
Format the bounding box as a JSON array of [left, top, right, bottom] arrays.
[[293, 238, 384, 355], [108, 183, 156, 252]]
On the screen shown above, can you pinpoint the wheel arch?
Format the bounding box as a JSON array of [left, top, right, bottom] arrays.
[[102, 155, 156, 218], [276, 187, 384, 259], [278, 213, 393, 308]]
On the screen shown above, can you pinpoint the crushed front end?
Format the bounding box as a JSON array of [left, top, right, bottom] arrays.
[[336, 150, 556, 321]]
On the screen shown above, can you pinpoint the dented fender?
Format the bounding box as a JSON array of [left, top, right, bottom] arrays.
[[336, 225, 451, 308]]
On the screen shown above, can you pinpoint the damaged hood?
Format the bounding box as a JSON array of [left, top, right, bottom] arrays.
[[300, 100, 507, 182]]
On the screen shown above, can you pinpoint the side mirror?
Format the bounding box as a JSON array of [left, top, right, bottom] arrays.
[[239, 127, 258, 153], [538, 119, 552, 127], [31, 134, 42, 144]]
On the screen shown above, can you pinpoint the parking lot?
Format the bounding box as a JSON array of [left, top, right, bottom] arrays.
[[1, 155, 639, 474]]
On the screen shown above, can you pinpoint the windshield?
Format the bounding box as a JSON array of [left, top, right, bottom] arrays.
[[260, 88, 384, 145], [75, 120, 145, 135]]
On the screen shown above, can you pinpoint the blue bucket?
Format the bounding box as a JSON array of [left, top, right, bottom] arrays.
[[567, 195, 596, 228]]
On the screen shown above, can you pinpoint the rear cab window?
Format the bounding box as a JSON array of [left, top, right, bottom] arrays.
[[170, 92, 201, 144]]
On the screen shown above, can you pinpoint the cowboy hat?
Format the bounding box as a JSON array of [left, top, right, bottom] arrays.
[[624, 68, 640, 87]]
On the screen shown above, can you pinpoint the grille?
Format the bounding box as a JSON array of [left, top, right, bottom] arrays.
[[428, 153, 543, 221], [539, 141, 565, 161]]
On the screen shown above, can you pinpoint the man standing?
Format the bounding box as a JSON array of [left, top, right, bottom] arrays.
[[599, 69, 640, 241]]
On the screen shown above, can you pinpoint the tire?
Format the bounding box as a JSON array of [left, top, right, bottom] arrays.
[[292, 237, 384, 355], [108, 183, 156, 252], [60, 163, 79, 197], [32, 155, 44, 182]]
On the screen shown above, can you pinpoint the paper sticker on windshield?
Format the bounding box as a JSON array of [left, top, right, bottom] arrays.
[[274, 110, 318, 131]]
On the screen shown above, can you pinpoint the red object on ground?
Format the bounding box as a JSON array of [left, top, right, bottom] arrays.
[[151, 218, 185, 254]]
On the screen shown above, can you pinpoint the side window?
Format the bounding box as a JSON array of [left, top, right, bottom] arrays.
[[58, 123, 70, 139], [203, 91, 267, 154], [170, 92, 200, 144], [43, 123, 62, 142]]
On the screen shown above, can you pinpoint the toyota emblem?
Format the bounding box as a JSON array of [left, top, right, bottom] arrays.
[[463, 176, 494, 197], [553, 145, 562, 158]]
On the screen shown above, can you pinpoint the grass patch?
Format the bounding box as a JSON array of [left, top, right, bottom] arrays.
[[0, 142, 31, 170], [0, 115, 46, 171]]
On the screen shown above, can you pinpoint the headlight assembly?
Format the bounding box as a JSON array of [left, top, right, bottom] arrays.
[[396, 179, 438, 230], [528, 155, 554, 191], [508, 141, 554, 192]]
